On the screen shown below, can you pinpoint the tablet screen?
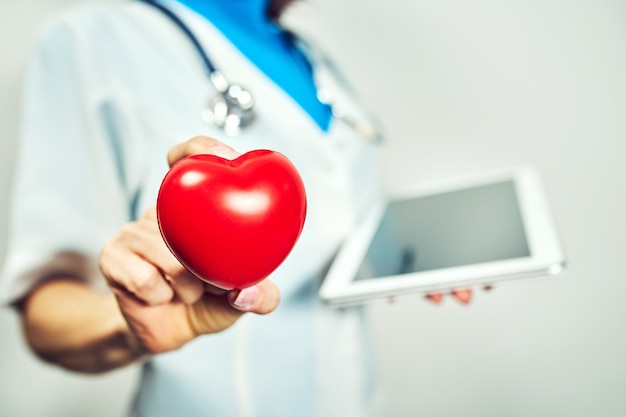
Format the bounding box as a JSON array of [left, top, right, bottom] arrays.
[[355, 181, 531, 280]]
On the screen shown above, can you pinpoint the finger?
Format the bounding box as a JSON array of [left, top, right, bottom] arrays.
[[129, 206, 204, 304], [137, 229, 204, 304], [101, 250, 174, 306], [228, 280, 281, 314], [452, 288, 473, 305], [108, 285, 188, 355], [426, 292, 444, 304], [133, 247, 203, 305], [167, 136, 240, 166], [100, 218, 174, 305], [167, 272, 204, 305]]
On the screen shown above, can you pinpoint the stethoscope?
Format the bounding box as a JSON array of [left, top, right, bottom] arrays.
[[138, 0, 384, 142]]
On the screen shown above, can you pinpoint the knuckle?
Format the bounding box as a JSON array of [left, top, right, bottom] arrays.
[[119, 220, 137, 234], [98, 239, 123, 278], [161, 257, 185, 278], [128, 265, 161, 296], [98, 241, 114, 266], [117, 222, 142, 242], [99, 224, 140, 260], [140, 206, 157, 222]]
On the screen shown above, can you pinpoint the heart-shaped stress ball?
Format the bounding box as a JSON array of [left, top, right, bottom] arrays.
[[157, 150, 307, 290]]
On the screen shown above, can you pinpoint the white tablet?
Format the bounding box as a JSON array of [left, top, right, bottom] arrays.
[[319, 167, 566, 307]]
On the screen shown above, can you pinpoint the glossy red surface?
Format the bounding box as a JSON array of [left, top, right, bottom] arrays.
[[157, 150, 307, 290]]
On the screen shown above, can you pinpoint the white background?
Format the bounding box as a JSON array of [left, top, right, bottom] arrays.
[[1, 0, 625, 416]]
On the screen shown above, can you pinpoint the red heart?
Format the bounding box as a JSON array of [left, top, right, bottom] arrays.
[[156, 150, 307, 290]]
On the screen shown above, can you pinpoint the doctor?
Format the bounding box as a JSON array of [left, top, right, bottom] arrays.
[[1, 0, 470, 416]]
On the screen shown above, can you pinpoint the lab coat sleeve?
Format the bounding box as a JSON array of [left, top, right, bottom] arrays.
[[0, 14, 145, 305]]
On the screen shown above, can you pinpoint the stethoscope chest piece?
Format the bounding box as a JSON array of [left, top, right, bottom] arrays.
[[140, 0, 383, 141], [202, 71, 255, 136]]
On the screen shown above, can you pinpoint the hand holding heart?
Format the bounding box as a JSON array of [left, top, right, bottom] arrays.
[[99, 136, 281, 354], [157, 141, 307, 290]]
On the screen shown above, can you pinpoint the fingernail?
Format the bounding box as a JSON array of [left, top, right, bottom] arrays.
[[452, 289, 472, 304], [232, 286, 259, 309], [426, 293, 444, 304]]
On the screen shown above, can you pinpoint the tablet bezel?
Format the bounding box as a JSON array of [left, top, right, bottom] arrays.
[[319, 167, 566, 307]]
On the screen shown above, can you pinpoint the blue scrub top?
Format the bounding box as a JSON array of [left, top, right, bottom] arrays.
[[177, 0, 333, 131]]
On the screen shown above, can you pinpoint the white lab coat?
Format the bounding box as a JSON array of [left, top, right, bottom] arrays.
[[1, 1, 385, 416]]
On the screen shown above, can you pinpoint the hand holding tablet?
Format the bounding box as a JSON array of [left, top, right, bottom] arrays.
[[320, 167, 565, 307]]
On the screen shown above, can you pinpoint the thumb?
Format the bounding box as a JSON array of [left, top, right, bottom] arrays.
[[186, 281, 280, 336], [228, 280, 281, 314]]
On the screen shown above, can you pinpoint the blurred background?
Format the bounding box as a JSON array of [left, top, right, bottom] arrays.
[[1, 0, 624, 416]]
